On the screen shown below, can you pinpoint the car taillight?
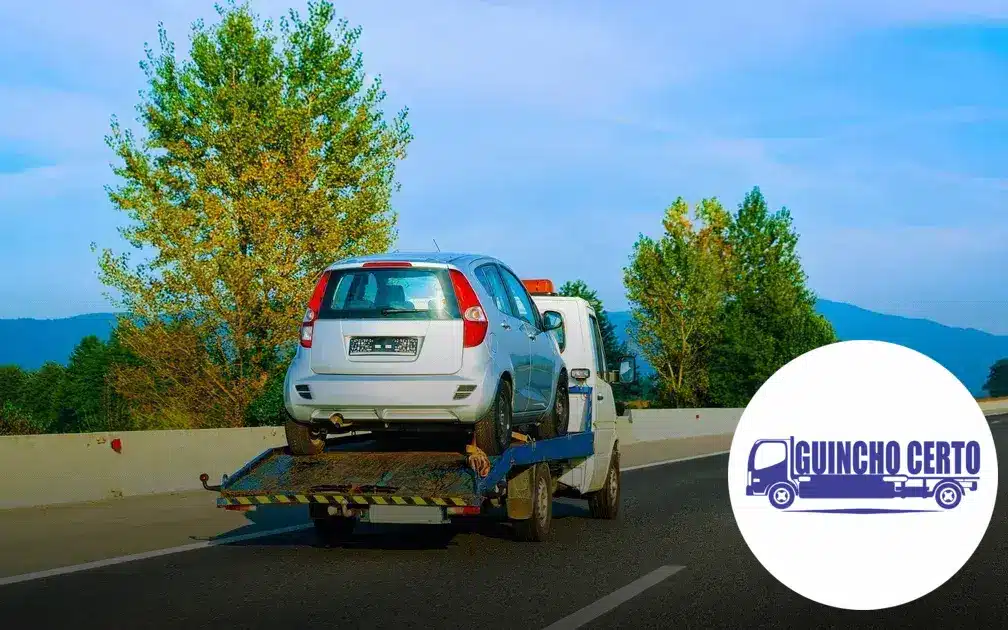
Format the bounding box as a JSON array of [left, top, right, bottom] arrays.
[[449, 269, 488, 348], [300, 271, 331, 349]]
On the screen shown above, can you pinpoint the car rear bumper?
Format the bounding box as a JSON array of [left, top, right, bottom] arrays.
[[284, 369, 495, 428]]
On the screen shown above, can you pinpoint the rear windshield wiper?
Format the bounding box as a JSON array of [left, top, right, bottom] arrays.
[[381, 308, 427, 315]]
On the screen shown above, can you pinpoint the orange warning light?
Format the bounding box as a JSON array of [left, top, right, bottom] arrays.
[[522, 279, 555, 295]]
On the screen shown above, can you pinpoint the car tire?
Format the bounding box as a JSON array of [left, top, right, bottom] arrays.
[[538, 371, 570, 440], [475, 379, 512, 456], [514, 463, 552, 542], [285, 417, 326, 456], [588, 448, 620, 519]]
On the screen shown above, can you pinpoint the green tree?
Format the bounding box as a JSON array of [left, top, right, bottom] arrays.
[[58, 332, 137, 433], [623, 188, 836, 408], [557, 280, 628, 369], [97, 1, 412, 427], [708, 188, 837, 407], [984, 358, 1008, 398], [0, 365, 28, 408], [18, 362, 68, 433], [623, 197, 733, 407]]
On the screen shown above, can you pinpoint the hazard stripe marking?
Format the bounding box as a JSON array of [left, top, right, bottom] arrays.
[[219, 494, 474, 506]]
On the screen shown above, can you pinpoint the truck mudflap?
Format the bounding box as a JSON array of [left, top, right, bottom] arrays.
[[208, 386, 595, 510]]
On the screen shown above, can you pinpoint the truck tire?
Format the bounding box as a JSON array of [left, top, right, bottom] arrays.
[[475, 379, 512, 456], [588, 448, 620, 519], [514, 463, 552, 542], [538, 371, 570, 440], [313, 516, 356, 545], [285, 418, 326, 456]]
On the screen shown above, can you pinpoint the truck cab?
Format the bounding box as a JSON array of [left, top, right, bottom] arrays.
[[529, 287, 634, 496]]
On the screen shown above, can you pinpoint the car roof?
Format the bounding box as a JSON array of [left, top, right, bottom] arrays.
[[331, 251, 490, 268]]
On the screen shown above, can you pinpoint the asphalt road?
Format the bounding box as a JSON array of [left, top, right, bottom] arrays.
[[1, 419, 1005, 629]]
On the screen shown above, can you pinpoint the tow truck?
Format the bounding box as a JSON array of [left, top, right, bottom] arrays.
[[201, 279, 636, 542]]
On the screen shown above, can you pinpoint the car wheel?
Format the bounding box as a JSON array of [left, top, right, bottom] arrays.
[[537, 371, 570, 440], [285, 417, 326, 456], [588, 448, 620, 519], [514, 463, 552, 542], [475, 379, 512, 456]]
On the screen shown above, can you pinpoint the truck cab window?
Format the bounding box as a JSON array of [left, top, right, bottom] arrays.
[[754, 442, 787, 470]]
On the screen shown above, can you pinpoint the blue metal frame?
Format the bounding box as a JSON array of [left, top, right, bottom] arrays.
[[475, 386, 594, 494]]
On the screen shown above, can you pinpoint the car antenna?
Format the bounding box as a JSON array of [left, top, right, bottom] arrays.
[[433, 239, 441, 252]]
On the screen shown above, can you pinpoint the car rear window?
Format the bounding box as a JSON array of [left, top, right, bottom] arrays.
[[317, 267, 461, 320]]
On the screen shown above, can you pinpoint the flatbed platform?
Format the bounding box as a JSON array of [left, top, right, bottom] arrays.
[[211, 387, 596, 510]]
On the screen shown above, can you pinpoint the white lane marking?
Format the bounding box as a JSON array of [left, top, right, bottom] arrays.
[[0, 523, 312, 587], [542, 564, 686, 630], [622, 450, 729, 472]]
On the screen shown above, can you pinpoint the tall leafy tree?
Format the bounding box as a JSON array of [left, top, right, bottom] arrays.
[[984, 358, 1008, 398], [59, 332, 136, 433], [708, 188, 836, 407], [624, 188, 835, 408], [623, 197, 733, 407], [97, 1, 412, 426]]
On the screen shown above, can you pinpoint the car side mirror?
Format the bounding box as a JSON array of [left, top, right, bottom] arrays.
[[542, 310, 563, 332], [618, 356, 637, 384]]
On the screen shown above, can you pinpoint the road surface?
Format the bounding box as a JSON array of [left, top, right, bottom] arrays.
[[0, 419, 1005, 629]]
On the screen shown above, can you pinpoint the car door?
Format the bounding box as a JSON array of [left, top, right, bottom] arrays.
[[523, 294, 556, 413], [496, 265, 548, 415], [473, 263, 532, 414]]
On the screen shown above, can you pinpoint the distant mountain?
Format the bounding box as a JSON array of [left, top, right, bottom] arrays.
[[2, 302, 1006, 395], [608, 300, 1008, 396], [0, 313, 118, 370]]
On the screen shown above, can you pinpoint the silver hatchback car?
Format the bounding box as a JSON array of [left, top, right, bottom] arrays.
[[283, 252, 570, 456]]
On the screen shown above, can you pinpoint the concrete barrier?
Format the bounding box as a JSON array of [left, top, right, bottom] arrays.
[[979, 397, 1008, 417], [0, 427, 286, 510], [1, 400, 1002, 510]]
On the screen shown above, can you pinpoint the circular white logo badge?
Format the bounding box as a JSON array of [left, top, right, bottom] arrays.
[[728, 340, 998, 610]]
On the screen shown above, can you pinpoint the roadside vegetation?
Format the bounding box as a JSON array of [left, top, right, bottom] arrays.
[[1, 1, 835, 435], [984, 359, 1008, 398]]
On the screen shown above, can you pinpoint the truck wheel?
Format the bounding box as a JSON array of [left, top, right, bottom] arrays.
[[538, 371, 570, 440], [313, 516, 356, 545], [935, 481, 963, 509], [768, 482, 795, 510], [475, 379, 512, 456], [285, 418, 326, 456], [514, 463, 552, 542], [588, 448, 620, 519]]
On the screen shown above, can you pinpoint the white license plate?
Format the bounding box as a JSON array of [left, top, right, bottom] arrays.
[[348, 336, 418, 356], [366, 505, 446, 524]]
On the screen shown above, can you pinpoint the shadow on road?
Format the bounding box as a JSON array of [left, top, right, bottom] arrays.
[[210, 498, 593, 550]]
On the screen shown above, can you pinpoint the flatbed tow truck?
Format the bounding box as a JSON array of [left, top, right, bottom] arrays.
[[200, 284, 634, 542]]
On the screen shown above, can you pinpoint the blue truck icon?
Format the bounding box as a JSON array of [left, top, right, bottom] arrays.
[[745, 437, 981, 511]]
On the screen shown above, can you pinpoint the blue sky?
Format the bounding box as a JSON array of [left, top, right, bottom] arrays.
[[0, 1, 1006, 333]]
